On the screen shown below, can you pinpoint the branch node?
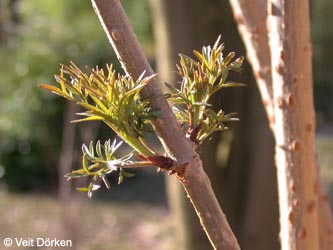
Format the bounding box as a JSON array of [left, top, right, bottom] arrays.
[[288, 210, 295, 224], [298, 227, 307, 239], [293, 199, 300, 208], [306, 200, 316, 213], [277, 96, 284, 108], [292, 140, 301, 151], [176, 162, 189, 179], [111, 31, 119, 41], [287, 93, 294, 107]]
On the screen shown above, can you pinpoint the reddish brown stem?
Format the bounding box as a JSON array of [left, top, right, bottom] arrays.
[[230, 0, 333, 249], [90, 0, 240, 249]]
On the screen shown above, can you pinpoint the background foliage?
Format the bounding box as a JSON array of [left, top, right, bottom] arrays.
[[0, 0, 153, 191]]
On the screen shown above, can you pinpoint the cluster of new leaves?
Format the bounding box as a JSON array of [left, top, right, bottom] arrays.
[[40, 37, 243, 196], [166, 36, 244, 144], [39, 63, 165, 196], [65, 140, 136, 198], [63, 139, 174, 197], [40, 62, 158, 156], [62, 137, 175, 197]]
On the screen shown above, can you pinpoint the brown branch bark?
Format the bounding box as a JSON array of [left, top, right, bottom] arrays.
[[90, 0, 240, 249], [268, 1, 320, 248], [229, 0, 333, 249]]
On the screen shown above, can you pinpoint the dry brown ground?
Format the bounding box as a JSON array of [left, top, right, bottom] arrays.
[[0, 191, 175, 250]]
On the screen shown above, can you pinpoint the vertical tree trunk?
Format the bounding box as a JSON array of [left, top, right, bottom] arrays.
[[268, 1, 320, 249], [57, 102, 81, 250], [0, 3, 5, 42], [9, 0, 20, 24], [230, 0, 333, 249], [239, 81, 279, 250], [312, 2, 333, 247]]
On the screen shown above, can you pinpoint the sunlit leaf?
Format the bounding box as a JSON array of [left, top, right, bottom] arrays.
[[71, 115, 104, 123], [167, 36, 243, 144], [92, 184, 101, 191], [220, 82, 246, 88], [96, 140, 102, 157], [123, 171, 135, 177], [118, 172, 124, 185], [39, 84, 69, 99], [64, 172, 88, 179], [101, 176, 111, 189], [82, 153, 91, 174], [76, 186, 90, 192]]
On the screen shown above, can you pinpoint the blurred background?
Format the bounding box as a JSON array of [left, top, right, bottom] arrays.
[[0, 0, 332, 249]]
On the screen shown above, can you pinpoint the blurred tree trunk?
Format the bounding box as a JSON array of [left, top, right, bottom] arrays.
[[0, 0, 21, 45], [312, 0, 333, 119], [9, 0, 20, 24], [149, 1, 218, 248], [57, 102, 80, 250], [58, 102, 100, 250], [0, 3, 4, 41], [58, 102, 79, 200], [311, 2, 333, 247], [58, 102, 100, 200], [149, 0, 278, 249], [7, 0, 20, 36]]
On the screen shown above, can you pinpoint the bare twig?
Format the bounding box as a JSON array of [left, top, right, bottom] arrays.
[[90, 0, 240, 249]]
